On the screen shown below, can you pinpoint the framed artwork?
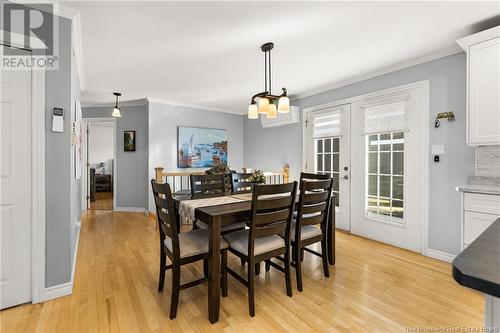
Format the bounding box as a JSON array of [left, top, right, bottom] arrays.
[[124, 130, 136, 152], [177, 126, 227, 168]]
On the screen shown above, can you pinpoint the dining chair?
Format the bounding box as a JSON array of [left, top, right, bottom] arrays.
[[224, 182, 298, 317], [190, 173, 226, 196], [189, 174, 247, 234], [230, 172, 253, 194], [299, 172, 330, 182], [291, 178, 333, 291], [151, 179, 229, 319]]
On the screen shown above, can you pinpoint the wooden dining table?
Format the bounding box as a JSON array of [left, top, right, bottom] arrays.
[[173, 192, 336, 323]]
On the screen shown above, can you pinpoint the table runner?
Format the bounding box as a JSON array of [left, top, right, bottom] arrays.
[[179, 196, 248, 224]]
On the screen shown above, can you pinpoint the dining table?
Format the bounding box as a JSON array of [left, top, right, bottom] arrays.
[[172, 191, 336, 323]]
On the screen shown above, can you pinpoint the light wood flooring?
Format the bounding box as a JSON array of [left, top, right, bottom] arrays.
[[89, 191, 113, 211], [0, 210, 483, 332]]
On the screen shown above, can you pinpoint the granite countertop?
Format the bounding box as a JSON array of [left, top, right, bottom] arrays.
[[455, 184, 500, 195], [452, 218, 500, 297]]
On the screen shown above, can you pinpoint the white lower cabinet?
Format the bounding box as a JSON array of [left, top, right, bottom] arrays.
[[462, 192, 500, 249]]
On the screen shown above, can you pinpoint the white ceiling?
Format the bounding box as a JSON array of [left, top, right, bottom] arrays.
[[63, 1, 500, 114]]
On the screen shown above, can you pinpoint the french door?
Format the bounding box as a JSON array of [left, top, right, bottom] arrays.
[[350, 84, 426, 252], [305, 104, 351, 231]]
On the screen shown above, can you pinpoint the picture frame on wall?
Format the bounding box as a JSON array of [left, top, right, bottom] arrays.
[[124, 130, 136, 152], [177, 126, 227, 168]]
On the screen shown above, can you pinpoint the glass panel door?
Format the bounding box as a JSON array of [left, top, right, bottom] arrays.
[[306, 104, 351, 231]]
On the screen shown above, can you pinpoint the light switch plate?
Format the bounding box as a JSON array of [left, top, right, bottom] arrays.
[[431, 144, 445, 155]]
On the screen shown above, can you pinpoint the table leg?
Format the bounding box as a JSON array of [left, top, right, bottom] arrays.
[[208, 216, 221, 323], [327, 196, 336, 265]]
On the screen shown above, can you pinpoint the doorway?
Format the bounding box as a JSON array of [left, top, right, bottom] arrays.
[[83, 119, 116, 211], [304, 81, 429, 253], [304, 104, 351, 231]]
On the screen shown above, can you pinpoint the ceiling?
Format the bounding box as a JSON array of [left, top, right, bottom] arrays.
[[63, 1, 500, 114]]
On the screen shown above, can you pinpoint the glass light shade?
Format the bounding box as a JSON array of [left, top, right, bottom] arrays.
[[111, 107, 122, 117], [258, 98, 269, 114], [248, 104, 258, 119], [278, 96, 290, 113], [267, 103, 277, 119]]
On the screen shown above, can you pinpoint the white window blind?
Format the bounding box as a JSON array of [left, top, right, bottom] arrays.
[[363, 101, 406, 135], [312, 110, 342, 138]]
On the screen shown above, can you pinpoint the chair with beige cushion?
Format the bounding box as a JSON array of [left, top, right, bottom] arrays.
[[190, 174, 247, 234], [151, 179, 229, 319], [224, 182, 298, 317], [291, 178, 333, 291]]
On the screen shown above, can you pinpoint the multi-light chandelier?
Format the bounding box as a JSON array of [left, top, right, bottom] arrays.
[[248, 42, 289, 119]]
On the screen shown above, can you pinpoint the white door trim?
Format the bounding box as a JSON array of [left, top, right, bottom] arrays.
[[302, 80, 430, 255], [1, 37, 46, 304], [81, 117, 117, 211]]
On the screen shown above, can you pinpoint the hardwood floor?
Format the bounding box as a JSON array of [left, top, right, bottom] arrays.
[[89, 191, 113, 210], [1, 210, 483, 332]]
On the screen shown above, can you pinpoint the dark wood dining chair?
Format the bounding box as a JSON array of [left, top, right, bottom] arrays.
[[230, 172, 253, 194], [190, 173, 226, 196], [189, 174, 247, 234], [151, 179, 229, 319], [223, 182, 298, 317], [299, 172, 330, 182], [292, 178, 333, 291]]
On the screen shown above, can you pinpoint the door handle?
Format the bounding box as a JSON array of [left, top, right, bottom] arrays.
[[342, 175, 349, 180]]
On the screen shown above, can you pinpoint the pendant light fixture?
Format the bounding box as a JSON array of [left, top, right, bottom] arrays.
[[111, 92, 122, 118], [248, 42, 289, 119]]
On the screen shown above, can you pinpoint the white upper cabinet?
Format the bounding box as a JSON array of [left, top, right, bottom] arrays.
[[457, 26, 500, 146]]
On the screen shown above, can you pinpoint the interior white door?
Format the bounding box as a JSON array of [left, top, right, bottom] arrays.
[[305, 104, 351, 231], [350, 85, 425, 252], [1, 46, 33, 309]]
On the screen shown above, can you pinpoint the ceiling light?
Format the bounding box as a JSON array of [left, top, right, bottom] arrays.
[[111, 92, 122, 117], [248, 42, 289, 119]]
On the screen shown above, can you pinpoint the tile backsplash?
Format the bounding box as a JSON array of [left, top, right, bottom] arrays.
[[475, 145, 500, 177]]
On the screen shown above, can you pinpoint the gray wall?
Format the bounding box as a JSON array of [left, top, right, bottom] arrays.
[[244, 52, 474, 256], [82, 105, 149, 209], [148, 102, 244, 212], [45, 16, 73, 287]]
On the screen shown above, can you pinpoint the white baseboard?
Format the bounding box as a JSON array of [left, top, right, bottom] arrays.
[[114, 206, 148, 214], [39, 220, 81, 303], [426, 248, 456, 263]]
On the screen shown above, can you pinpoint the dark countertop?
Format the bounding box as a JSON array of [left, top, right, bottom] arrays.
[[452, 218, 500, 297]]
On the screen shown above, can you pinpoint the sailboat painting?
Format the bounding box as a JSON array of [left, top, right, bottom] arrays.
[[177, 126, 228, 168]]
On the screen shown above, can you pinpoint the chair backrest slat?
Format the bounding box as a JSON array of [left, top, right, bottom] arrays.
[[231, 172, 253, 194], [254, 208, 290, 226], [299, 172, 330, 185], [190, 174, 225, 196], [247, 182, 297, 256], [151, 180, 180, 256], [295, 178, 333, 242]]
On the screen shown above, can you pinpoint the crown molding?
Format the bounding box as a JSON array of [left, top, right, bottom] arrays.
[[146, 97, 242, 115], [292, 45, 462, 101], [81, 98, 149, 108]]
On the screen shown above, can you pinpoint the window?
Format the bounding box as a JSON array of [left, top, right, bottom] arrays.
[[314, 137, 339, 206], [366, 132, 404, 222]]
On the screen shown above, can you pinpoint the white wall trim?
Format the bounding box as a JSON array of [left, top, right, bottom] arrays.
[[31, 61, 46, 304], [293, 45, 461, 101], [426, 248, 456, 263], [147, 97, 239, 115], [71, 220, 81, 282], [302, 80, 430, 256], [81, 117, 117, 211], [81, 98, 149, 108], [39, 282, 73, 302]]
